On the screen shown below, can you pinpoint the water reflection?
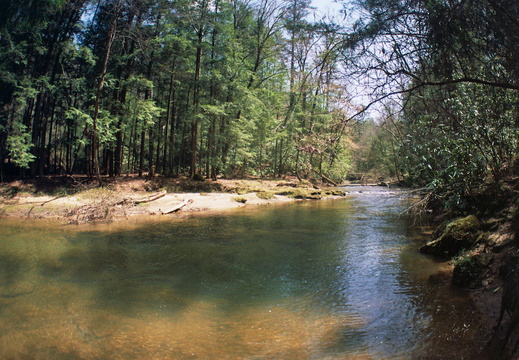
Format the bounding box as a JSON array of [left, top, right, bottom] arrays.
[[0, 188, 486, 359]]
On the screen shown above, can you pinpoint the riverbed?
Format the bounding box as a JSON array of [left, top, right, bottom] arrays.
[[0, 187, 488, 359]]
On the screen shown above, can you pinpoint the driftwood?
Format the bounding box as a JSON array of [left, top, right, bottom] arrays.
[[67, 204, 110, 224], [40, 195, 66, 206], [162, 199, 193, 214], [310, 169, 338, 186], [116, 191, 166, 205], [321, 173, 338, 186], [133, 191, 166, 204], [26, 195, 67, 219], [14, 195, 66, 207]]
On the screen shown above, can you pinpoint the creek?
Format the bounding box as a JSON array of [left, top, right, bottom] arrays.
[[0, 187, 487, 359]]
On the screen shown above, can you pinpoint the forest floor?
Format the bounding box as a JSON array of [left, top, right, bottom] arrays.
[[0, 175, 347, 224]]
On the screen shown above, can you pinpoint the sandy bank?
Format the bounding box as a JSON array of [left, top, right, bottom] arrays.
[[0, 177, 346, 224]]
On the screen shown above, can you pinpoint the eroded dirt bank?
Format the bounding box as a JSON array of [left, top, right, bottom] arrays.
[[418, 162, 519, 359]]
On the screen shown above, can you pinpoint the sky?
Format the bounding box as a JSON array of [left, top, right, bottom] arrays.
[[312, 0, 345, 18], [313, 0, 343, 13]]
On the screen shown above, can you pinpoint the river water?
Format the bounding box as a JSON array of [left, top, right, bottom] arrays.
[[0, 187, 488, 359]]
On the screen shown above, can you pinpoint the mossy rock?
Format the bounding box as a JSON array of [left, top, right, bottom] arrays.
[[274, 189, 294, 196], [291, 189, 322, 199], [232, 196, 247, 203], [452, 253, 493, 288], [324, 189, 346, 196], [420, 215, 481, 257]]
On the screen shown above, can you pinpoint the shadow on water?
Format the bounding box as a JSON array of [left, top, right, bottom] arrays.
[[0, 188, 490, 359]]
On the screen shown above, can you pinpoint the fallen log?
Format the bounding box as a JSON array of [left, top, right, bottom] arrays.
[[14, 195, 66, 206], [116, 191, 166, 205], [311, 169, 338, 186], [321, 174, 338, 186], [162, 199, 193, 214], [134, 191, 166, 204], [27, 195, 67, 219], [41, 195, 66, 206]]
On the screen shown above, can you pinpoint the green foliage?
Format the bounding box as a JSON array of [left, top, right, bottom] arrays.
[[351, 119, 401, 180], [66, 107, 92, 125], [0, 0, 355, 183], [6, 123, 35, 169], [134, 99, 163, 128], [401, 81, 519, 211], [321, 147, 353, 183], [347, 0, 519, 212]]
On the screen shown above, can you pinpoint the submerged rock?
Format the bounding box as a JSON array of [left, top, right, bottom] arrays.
[[420, 215, 481, 257]]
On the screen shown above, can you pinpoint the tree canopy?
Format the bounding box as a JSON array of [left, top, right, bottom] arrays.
[[2, 0, 518, 211], [344, 0, 519, 211], [0, 0, 357, 184]]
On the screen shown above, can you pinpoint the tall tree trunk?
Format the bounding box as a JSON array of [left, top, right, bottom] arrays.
[[114, 86, 127, 176], [30, 92, 45, 177], [139, 128, 145, 177], [148, 126, 154, 177], [155, 116, 162, 174], [46, 98, 57, 173], [145, 51, 155, 176], [91, 1, 119, 185], [190, 29, 204, 178], [207, 0, 219, 180], [128, 116, 137, 175], [163, 67, 175, 175]]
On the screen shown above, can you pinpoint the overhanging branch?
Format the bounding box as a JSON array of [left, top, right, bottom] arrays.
[[346, 76, 519, 122], [419, 77, 519, 91]]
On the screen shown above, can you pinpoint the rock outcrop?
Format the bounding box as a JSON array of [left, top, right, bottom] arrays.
[[420, 215, 481, 257]]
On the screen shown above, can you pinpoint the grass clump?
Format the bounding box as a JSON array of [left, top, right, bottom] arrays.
[[235, 187, 250, 195], [233, 186, 266, 195], [277, 188, 322, 199], [256, 191, 275, 200], [232, 196, 248, 203]]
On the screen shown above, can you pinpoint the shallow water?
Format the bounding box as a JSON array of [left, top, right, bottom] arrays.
[[0, 187, 486, 359]]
